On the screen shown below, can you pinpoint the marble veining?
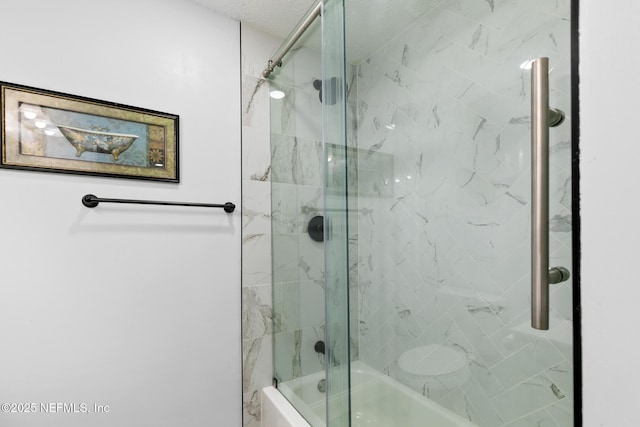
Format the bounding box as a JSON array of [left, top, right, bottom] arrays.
[[242, 286, 272, 340], [242, 391, 260, 427], [245, 78, 266, 116], [250, 165, 271, 182], [292, 330, 302, 378], [243, 338, 263, 391], [241, 25, 281, 427]]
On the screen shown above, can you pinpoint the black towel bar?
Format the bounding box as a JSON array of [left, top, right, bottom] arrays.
[[81, 194, 235, 213]]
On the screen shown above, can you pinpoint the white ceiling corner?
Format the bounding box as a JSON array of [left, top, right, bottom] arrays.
[[186, 0, 446, 64], [187, 0, 317, 39]]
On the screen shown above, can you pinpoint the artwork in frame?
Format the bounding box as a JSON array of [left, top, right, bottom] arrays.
[[0, 81, 178, 182]]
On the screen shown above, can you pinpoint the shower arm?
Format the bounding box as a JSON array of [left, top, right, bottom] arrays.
[[530, 57, 570, 331], [261, 1, 322, 78]]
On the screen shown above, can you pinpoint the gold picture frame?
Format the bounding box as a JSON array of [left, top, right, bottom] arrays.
[[1, 81, 178, 182]]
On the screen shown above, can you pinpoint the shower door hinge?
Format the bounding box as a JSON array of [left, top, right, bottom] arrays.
[[272, 377, 279, 388]]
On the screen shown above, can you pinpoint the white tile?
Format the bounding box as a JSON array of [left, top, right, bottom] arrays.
[[545, 360, 574, 401], [242, 180, 271, 235], [243, 390, 261, 427], [242, 233, 272, 287], [442, 245, 503, 298], [545, 320, 573, 363], [445, 0, 529, 32], [242, 74, 270, 130], [294, 89, 323, 142], [243, 336, 273, 393], [273, 281, 301, 333], [417, 312, 455, 346], [540, 0, 570, 19], [273, 326, 324, 382], [468, 359, 505, 398], [494, 276, 530, 327], [464, 375, 505, 426], [496, 201, 530, 251], [271, 233, 300, 285], [298, 281, 325, 329], [242, 125, 271, 182], [550, 164, 572, 213], [449, 304, 504, 366], [445, 389, 485, 425], [299, 325, 326, 376], [414, 288, 458, 332], [488, 125, 530, 190], [270, 134, 323, 186], [503, 408, 559, 427], [491, 337, 565, 390], [270, 183, 299, 234], [297, 235, 324, 286], [270, 89, 297, 136], [550, 282, 573, 323], [488, 240, 529, 292], [549, 208, 572, 249], [487, 173, 530, 226], [491, 374, 567, 423], [489, 310, 532, 358], [547, 399, 573, 426], [243, 285, 273, 340], [273, 330, 298, 380]]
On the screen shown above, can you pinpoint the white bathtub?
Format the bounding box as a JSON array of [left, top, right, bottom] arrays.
[[261, 361, 477, 427]]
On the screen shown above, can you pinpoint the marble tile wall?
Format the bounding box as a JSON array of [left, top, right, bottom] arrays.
[[241, 24, 279, 427], [351, 0, 573, 426], [242, 22, 337, 427]]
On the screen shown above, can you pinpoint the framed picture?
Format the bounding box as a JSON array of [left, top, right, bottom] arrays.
[[0, 81, 179, 182]]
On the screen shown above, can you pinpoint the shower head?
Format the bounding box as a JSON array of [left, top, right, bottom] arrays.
[[312, 77, 344, 105]]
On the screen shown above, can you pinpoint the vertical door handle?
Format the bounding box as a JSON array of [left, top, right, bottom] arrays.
[[531, 57, 570, 331]]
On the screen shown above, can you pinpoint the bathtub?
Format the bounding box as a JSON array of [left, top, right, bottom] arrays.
[[261, 361, 477, 427]]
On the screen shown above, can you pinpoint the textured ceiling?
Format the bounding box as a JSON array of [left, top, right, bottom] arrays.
[[188, 0, 447, 63], [187, 0, 317, 39]]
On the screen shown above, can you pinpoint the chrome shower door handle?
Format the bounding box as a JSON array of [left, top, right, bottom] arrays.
[[531, 57, 570, 331]]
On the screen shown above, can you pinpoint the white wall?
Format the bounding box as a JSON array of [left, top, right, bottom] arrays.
[[0, 1, 241, 426], [581, 1, 640, 426]]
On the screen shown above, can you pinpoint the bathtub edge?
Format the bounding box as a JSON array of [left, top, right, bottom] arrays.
[[261, 386, 312, 427]]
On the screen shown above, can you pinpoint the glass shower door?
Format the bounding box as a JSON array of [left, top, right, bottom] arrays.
[[341, 0, 576, 426], [322, 0, 353, 426], [270, 8, 328, 426]]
